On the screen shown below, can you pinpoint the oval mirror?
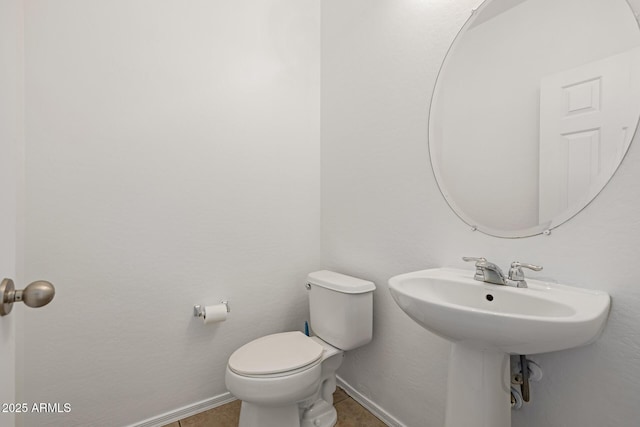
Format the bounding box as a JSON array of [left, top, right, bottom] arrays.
[[429, 0, 640, 237]]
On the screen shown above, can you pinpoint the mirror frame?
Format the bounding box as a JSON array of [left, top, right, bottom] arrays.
[[428, 0, 640, 238]]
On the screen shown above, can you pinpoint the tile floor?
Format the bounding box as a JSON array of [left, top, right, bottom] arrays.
[[162, 387, 386, 427]]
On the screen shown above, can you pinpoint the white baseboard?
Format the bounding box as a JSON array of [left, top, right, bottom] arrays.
[[126, 378, 402, 427], [336, 375, 406, 427], [125, 392, 237, 427]]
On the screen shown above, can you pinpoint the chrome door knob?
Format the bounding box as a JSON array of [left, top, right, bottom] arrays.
[[0, 278, 55, 316]]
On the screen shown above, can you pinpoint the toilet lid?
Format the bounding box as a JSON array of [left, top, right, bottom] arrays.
[[228, 331, 323, 376]]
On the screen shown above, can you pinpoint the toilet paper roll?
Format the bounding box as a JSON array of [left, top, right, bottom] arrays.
[[203, 304, 227, 324]]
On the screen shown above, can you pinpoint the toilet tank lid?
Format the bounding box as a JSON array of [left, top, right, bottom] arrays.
[[307, 270, 376, 294]]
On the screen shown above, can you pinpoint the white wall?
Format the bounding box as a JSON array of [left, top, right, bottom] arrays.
[[322, 1, 640, 426], [22, 1, 320, 426]]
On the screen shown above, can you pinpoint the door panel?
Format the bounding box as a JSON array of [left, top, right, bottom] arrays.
[[0, 0, 23, 425], [539, 47, 640, 222]]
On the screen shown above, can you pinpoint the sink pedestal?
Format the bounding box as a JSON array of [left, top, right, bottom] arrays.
[[445, 343, 511, 427]]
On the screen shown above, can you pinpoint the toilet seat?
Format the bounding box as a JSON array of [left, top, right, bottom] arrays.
[[228, 331, 323, 378]]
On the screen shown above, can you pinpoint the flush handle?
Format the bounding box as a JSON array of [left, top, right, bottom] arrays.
[[0, 278, 56, 316]]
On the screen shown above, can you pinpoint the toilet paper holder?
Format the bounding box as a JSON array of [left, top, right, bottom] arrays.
[[193, 301, 230, 318]]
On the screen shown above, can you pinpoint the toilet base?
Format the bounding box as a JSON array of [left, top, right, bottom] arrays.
[[238, 401, 300, 427], [236, 381, 339, 427], [301, 399, 337, 427]]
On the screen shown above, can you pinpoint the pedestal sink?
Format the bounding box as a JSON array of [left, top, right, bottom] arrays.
[[388, 268, 610, 427]]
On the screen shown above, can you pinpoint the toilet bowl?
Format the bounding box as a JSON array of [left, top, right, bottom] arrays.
[[225, 270, 375, 427], [226, 332, 344, 427]]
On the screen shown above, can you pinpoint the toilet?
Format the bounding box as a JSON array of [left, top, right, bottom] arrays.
[[225, 270, 376, 427]]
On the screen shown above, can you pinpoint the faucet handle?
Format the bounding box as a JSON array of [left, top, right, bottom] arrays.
[[462, 257, 487, 264], [511, 261, 543, 271], [463, 257, 488, 281], [508, 261, 543, 282]]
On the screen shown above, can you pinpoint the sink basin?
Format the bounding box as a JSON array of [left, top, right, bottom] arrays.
[[388, 267, 611, 427], [388, 267, 610, 354]]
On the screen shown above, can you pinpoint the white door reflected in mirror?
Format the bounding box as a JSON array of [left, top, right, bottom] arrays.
[[539, 47, 640, 223], [429, 0, 640, 237]]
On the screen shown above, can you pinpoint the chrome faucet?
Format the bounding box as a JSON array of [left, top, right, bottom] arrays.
[[462, 257, 542, 288]]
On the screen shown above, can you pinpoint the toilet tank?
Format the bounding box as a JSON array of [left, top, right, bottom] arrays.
[[307, 270, 376, 351]]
